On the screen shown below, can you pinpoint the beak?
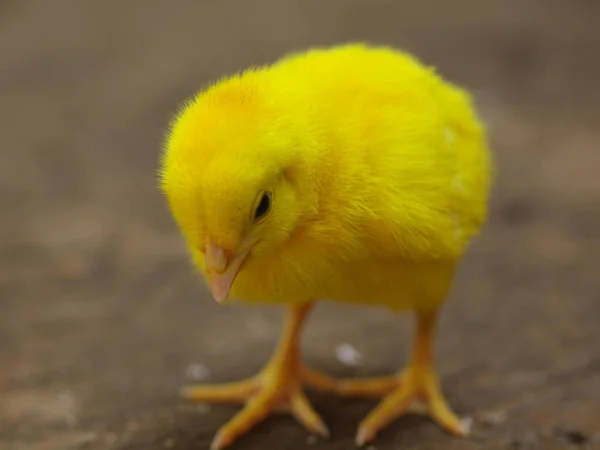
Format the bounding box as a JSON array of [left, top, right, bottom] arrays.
[[204, 240, 251, 305]]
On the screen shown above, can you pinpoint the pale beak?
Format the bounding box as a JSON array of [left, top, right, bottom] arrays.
[[204, 240, 251, 305]]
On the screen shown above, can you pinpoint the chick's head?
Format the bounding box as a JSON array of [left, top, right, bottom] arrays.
[[160, 74, 318, 303]]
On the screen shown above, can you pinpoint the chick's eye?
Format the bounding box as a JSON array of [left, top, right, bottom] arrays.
[[254, 192, 271, 221]]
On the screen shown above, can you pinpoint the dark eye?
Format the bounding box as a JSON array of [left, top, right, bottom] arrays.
[[254, 192, 272, 221]]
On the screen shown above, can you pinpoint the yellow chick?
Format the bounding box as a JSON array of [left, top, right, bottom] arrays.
[[160, 43, 492, 449]]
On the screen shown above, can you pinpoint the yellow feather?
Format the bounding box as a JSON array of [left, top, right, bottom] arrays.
[[160, 43, 493, 311]]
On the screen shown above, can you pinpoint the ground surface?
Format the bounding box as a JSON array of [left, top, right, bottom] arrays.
[[2, 1, 600, 449]]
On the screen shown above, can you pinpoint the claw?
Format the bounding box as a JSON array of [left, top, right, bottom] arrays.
[[290, 390, 330, 437]]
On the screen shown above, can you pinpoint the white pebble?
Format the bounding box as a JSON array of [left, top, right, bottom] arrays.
[[185, 363, 210, 381], [335, 343, 363, 366], [480, 410, 506, 427], [461, 416, 474, 434]]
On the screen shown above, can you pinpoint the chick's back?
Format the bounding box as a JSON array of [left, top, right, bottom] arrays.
[[264, 44, 490, 265]]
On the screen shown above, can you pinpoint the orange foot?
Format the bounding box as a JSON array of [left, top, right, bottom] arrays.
[[182, 304, 337, 450], [337, 365, 469, 446], [335, 309, 470, 446], [183, 364, 336, 449]]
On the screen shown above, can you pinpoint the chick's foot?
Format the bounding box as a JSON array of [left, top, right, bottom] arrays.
[[352, 365, 468, 446], [181, 303, 336, 450], [182, 364, 335, 449], [334, 309, 469, 446]]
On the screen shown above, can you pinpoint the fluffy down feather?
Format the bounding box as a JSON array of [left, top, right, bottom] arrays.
[[160, 43, 492, 310]]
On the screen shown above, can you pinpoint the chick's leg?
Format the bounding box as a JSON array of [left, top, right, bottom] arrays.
[[337, 309, 468, 446], [182, 302, 336, 450]]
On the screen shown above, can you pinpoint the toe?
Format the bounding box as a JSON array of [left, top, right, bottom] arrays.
[[211, 391, 279, 449], [356, 383, 416, 446], [422, 375, 468, 437], [290, 390, 329, 437], [181, 379, 257, 403], [428, 394, 469, 437]]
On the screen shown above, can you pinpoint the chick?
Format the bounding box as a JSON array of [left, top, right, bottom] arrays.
[[160, 43, 492, 449]]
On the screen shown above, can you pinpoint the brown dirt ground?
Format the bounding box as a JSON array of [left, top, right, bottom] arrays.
[[1, 1, 600, 449]]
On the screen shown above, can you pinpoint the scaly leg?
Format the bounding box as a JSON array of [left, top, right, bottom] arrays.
[[335, 309, 469, 446], [182, 302, 337, 450]]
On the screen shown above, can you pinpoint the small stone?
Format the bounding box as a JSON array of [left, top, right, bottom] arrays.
[[185, 363, 210, 381], [163, 437, 176, 448], [479, 410, 506, 428], [335, 343, 363, 366], [461, 416, 474, 435]]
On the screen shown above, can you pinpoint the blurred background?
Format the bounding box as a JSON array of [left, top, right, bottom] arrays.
[[2, 1, 599, 449]]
